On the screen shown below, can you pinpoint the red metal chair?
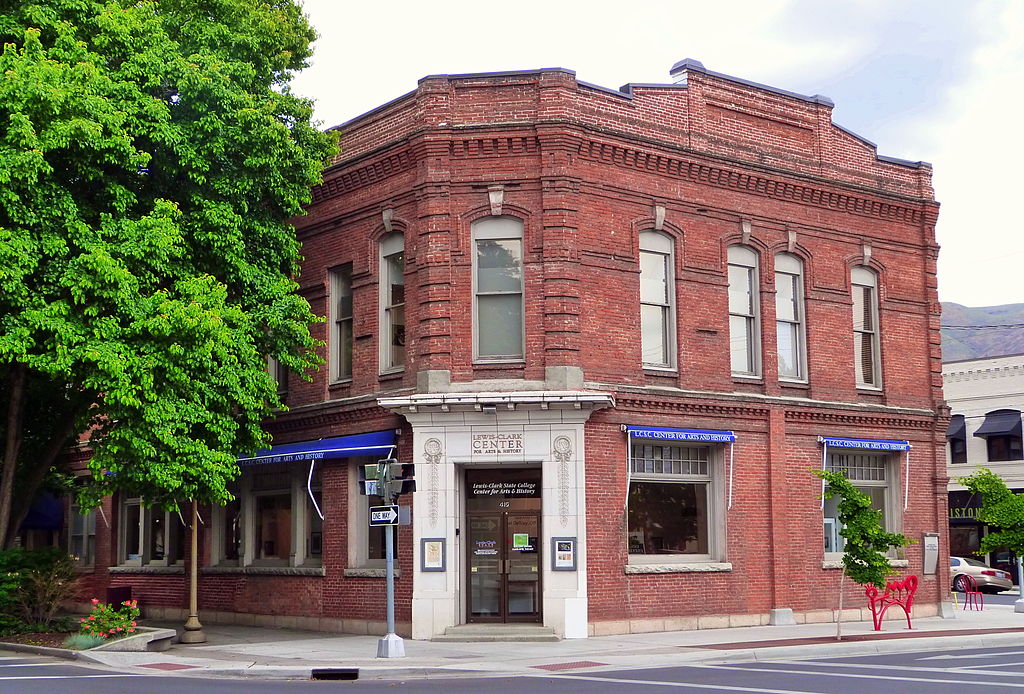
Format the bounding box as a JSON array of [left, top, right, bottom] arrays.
[[956, 573, 984, 610]]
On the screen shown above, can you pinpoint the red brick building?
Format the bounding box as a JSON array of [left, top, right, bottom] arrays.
[[72, 59, 948, 638]]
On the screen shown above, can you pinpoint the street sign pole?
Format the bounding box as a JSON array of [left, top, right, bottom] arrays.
[[376, 461, 405, 658]]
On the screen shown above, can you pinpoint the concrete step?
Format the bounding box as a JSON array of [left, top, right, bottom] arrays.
[[432, 623, 560, 642]]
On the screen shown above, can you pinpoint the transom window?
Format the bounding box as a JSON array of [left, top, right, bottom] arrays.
[[728, 245, 760, 376]]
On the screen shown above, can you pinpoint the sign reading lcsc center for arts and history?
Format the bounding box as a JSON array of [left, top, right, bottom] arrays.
[[470, 481, 539, 497], [472, 433, 524, 455]]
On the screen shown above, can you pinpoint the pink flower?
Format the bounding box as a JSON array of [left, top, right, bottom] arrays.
[[130, 621, 136, 627], [83, 624, 90, 630], [91, 598, 99, 605], [88, 616, 95, 620], [128, 628, 135, 633]]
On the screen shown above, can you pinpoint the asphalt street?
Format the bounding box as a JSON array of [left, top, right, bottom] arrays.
[[10, 645, 1024, 693]]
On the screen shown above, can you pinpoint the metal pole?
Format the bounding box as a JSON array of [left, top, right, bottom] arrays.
[[179, 500, 206, 643], [376, 509, 404, 657], [1015, 555, 1024, 613]]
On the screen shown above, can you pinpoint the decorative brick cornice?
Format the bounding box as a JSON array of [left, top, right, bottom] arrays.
[[616, 395, 767, 420], [267, 400, 397, 437], [576, 139, 924, 225], [310, 149, 415, 203], [785, 409, 936, 431]]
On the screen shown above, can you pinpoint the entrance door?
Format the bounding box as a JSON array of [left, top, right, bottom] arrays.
[[466, 469, 541, 623]]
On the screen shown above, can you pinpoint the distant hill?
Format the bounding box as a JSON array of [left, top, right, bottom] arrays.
[[941, 302, 1024, 362]]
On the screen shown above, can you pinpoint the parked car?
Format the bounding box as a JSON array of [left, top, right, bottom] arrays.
[[950, 556, 1014, 593]]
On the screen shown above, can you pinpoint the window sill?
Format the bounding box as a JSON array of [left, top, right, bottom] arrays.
[[472, 360, 526, 368], [821, 558, 908, 570], [109, 565, 185, 575], [201, 566, 325, 577], [328, 379, 353, 389], [625, 562, 732, 574], [343, 567, 403, 578]]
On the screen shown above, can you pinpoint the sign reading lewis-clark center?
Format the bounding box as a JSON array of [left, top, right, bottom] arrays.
[[472, 432, 524, 455]]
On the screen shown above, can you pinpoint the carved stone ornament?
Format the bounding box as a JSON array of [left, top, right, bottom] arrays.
[[424, 438, 443, 527], [553, 436, 573, 527]]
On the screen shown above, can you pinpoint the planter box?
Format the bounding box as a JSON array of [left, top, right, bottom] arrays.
[[91, 626, 176, 652]]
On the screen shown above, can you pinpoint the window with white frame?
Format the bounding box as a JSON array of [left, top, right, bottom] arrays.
[[211, 464, 322, 568], [349, 462, 398, 568], [627, 442, 720, 561], [379, 233, 405, 372], [728, 245, 760, 376], [774, 253, 806, 380], [640, 231, 675, 369], [823, 451, 895, 554], [330, 264, 353, 382], [851, 266, 881, 388], [473, 216, 524, 361], [266, 356, 288, 397], [119, 498, 186, 567], [68, 504, 96, 567]]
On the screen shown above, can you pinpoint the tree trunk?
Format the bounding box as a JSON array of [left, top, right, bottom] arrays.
[[0, 363, 27, 549], [4, 407, 79, 548], [836, 571, 845, 641]]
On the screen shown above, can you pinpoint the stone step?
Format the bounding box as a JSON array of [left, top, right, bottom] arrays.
[[432, 623, 560, 642]]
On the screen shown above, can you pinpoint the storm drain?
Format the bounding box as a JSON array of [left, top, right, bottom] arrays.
[[311, 668, 359, 681]]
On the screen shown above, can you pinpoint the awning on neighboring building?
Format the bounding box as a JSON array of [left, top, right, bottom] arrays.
[[624, 425, 736, 443], [817, 436, 911, 451], [947, 414, 966, 440], [237, 430, 397, 466], [20, 492, 64, 530], [973, 409, 1022, 438]]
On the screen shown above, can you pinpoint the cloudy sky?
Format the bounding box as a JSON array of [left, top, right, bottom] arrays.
[[290, 0, 1023, 308]]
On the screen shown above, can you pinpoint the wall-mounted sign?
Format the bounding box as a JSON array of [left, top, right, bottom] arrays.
[[470, 481, 539, 497], [472, 433, 524, 455], [922, 532, 939, 575], [552, 537, 577, 571], [421, 538, 445, 572]]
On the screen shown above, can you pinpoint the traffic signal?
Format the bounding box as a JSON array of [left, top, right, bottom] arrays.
[[358, 463, 380, 496], [387, 463, 416, 498]]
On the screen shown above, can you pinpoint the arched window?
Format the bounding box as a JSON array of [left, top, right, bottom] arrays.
[[473, 216, 524, 360], [639, 231, 675, 368], [380, 232, 405, 372], [851, 266, 880, 388], [774, 253, 806, 381], [728, 245, 760, 376]]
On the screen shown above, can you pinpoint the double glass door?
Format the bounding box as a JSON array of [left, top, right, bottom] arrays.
[[466, 469, 541, 623]]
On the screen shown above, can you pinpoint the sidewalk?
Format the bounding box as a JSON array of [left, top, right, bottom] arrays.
[[12, 604, 1024, 680]]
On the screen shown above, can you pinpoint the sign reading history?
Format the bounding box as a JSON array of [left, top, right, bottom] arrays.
[[470, 481, 539, 497], [472, 433, 524, 455]]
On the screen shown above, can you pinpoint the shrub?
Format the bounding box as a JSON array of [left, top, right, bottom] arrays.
[[79, 599, 140, 640], [63, 633, 106, 650], [0, 548, 79, 635]]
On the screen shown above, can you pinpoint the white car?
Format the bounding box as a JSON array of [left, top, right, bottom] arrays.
[[950, 556, 1013, 593]]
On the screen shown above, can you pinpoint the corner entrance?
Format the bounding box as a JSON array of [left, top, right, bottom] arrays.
[[466, 468, 542, 623]]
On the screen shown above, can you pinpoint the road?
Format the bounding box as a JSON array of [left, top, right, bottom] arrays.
[[9, 645, 1024, 693]]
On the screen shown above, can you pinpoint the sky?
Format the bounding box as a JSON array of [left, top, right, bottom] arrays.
[[290, 0, 1024, 309]]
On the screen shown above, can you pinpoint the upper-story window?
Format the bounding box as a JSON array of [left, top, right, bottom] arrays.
[[266, 356, 288, 397], [330, 264, 353, 381], [473, 216, 524, 361], [639, 231, 675, 369], [947, 414, 967, 464], [728, 245, 760, 376], [851, 266, 881, 388], [379, 233, 405, 372], [774, 253, 806, 381], [974, 409, 1023, 462]]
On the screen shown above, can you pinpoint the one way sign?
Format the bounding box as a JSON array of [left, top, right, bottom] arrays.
[[369, 505, 399, 526]]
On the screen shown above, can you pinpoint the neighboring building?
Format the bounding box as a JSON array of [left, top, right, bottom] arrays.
[[944, 353, 1024, 583], [71, 59, 948, 638]]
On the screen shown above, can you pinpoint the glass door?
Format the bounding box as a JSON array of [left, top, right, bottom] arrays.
[[466, 468, 542, 623]]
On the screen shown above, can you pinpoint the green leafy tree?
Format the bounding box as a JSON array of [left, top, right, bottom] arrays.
[[815, 469, 912, 639], [0, 0, 337, 546], [959, 467, 1024, 587]]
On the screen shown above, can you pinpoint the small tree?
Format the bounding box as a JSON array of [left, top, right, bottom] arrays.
[[959, 467, 1024, 588], [815, 469, 912, 639]]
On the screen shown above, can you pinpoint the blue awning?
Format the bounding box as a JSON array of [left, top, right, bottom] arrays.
[[20, 492, 64, 530], [238, 430, 397, 466], [818, 436, 911, 451], [973, 410, 1022, 438], [625, 425, 736, 443]]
